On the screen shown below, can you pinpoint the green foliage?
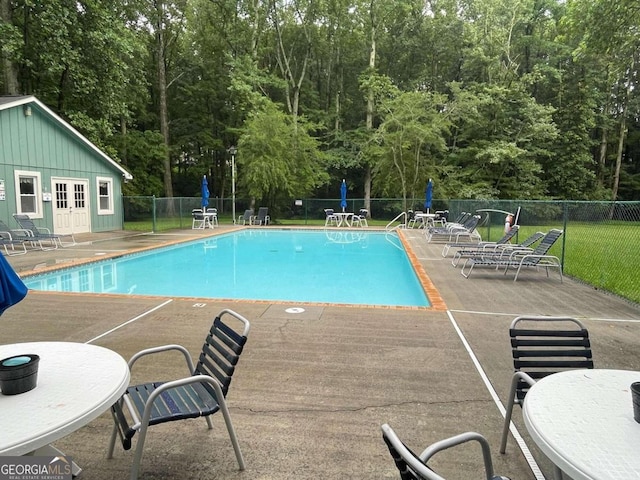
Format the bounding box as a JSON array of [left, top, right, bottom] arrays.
[[3, 0, 639, 207], [238, 100, 330, 205], [111, 130, 166, 196], [444, 82, 556, 199], [372, 89, 450, 207]]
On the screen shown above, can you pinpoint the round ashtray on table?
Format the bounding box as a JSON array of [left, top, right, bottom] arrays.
[[0, 354, 40, 395]]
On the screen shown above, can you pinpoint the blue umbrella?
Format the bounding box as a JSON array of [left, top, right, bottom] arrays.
[[201, 175, 210, 209], [424, 178, 433, 213], [0, 254, 27, 316], [340, 179, 347, 212]]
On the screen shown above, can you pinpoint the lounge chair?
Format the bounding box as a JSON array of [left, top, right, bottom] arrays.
[[382, 424, 511, 480], [442, 225, 519, 257], [460, 229, 564, 281], [237, 209, 254, 225], [0, 220, 29, 255], [430, 211, 469, 231], [12, 214, 72, 250], [108, 309, 250, 480], [451, 229, 544, 266], [0, 232, 28, 256], [251, 207, 270, 225], [426, 214, 481, 243]]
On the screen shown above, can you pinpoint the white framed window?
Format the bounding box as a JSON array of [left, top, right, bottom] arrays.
[[96, 176, 114, 215], [14, 170, 43, 218]]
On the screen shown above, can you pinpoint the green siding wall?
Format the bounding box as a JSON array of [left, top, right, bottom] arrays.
[[0, 102, 125, 232]]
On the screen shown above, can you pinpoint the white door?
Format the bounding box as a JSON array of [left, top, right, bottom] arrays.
[[51, 178, 90, 235]]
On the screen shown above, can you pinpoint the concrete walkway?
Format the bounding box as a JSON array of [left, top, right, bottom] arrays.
[[2, 227, 639, 479]]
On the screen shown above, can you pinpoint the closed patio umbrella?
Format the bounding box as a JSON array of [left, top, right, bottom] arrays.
[[425, 178, 433, 214], [0, 254, 27, 316], [201, 175, 210, 209], [340, 179, 347, 212]]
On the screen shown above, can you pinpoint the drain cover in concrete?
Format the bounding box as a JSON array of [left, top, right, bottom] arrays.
[[285, 307, 305, 314], [261, 304, 324, 320]]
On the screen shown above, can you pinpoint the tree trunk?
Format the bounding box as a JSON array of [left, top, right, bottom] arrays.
[[364, 3, 376, 215], [0, 0, 19, 94], [597, 127, 608, 188], [155, 2, 173, 198], [612, 73, 632, 202], [271, 0, 310, 127], [120, 116, 128, 164]]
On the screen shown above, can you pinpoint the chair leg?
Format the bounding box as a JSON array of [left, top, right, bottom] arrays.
[[554, 465, 564, 480], [215, 388, 246, 470], [500, 372, 536, 454], [130, 423, 148, 480], [107, 422, 119, 459], [500, 373, 520, 453]]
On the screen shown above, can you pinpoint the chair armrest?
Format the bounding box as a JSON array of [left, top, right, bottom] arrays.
[[516, 254, 560, 264], [419, 432, 498, 480], [10, 228, 33, 238], [0, 231, 27, 240], [13, 228, 31, 238], [506, 247, 535, 259], [128, 344, 196, 374]]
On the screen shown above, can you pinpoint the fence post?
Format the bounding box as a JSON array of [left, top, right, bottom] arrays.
[[561, 201, 568, 270], [152, 195, 157, 233]]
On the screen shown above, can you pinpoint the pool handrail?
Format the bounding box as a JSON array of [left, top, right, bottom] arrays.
[[386, 212, 407, 232]]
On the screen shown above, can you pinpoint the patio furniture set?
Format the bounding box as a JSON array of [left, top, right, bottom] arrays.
[[382, 315, 639, 480]]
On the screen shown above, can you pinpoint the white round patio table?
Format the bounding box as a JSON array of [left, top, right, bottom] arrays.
[[523, 369, 640, 480], [0, 341, 129, 471]]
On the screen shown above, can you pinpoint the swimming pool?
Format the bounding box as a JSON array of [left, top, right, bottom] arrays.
[[24, 229, 430, 307]]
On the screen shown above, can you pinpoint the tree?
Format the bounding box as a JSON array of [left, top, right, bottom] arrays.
[[564, 0, 640, 200], [238, 100, 329, 208], [0, 0, 19, 94], [445, 82, 556, 199], [373, 88, 450, 210]]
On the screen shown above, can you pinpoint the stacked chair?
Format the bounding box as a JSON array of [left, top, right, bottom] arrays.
[[425, 214, 481, 243]]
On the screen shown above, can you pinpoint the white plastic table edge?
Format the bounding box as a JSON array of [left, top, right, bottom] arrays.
[[0, 341, 130, 456], [523, 369, 640, 480]]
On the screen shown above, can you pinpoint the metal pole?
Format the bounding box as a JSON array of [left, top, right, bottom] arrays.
[[231, 151, 236, 224]]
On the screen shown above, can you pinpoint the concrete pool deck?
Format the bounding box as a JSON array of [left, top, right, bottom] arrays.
[[2, 226, 640, 479]]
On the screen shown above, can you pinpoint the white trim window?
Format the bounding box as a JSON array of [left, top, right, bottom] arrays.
[[96, 176, 114, 215], [14, 170, 42, 218]]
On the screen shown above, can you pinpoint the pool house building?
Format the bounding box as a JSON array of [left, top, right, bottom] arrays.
[[0, 95, 132, 235]]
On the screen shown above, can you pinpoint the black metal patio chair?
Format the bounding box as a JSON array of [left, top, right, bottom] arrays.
[[382, 424, 511, 480], [500, 316, 594, 455], [108, 309, 251, 480]]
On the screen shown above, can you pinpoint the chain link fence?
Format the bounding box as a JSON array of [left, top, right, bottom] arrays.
[[123, 196, 640, 305]]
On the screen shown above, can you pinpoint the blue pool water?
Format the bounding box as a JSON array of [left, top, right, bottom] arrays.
[[24, 229, 430, 307]]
